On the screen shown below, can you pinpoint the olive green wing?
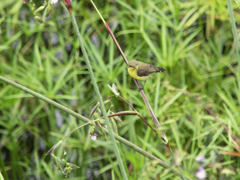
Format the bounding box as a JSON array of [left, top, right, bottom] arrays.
[[137, 64, 156, 77]]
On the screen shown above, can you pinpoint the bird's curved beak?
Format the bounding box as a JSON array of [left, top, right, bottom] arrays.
[[133, 65, 137, 69]]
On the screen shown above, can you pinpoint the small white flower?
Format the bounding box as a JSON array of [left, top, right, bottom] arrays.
[[91, 135, 97, 141], [195, 166, 207, 179], [195, 155, 206, 163], [51, 0, 58, 3], [89, 133, 98, 141], [104, 125, 107, 128]]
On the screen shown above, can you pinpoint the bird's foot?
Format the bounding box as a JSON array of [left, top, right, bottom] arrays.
[[138, 86, 144, 91]]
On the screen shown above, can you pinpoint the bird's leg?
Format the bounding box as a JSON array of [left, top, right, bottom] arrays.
[[138, 81, 147, 91]]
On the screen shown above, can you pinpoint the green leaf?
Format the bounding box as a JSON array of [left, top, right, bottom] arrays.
[[51, 154, 65, 173], [234, 0, 240, 7]]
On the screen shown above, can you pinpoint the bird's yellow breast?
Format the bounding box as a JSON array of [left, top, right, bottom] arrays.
[[127, 67, 149, 81]]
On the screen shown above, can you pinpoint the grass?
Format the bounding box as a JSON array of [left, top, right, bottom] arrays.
[[1, 0, 240, 179]]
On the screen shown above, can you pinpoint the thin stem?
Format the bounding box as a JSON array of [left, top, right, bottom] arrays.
[[105, 22, 171, 147], [0, 76, 88, 123], [116, 95, 159, 134], [101, 111, 137, 118], [105, 23, 162, 130], [90, 0, 164, 131], [88, 94, 116, 119], [0, 76, 191, 179], [118, 95, 136, 111], [90, 94, 156, 133], [103, 94, 116, 101], [105, 23, 129, 65], [174, 88, 240, 148], [46, 119, 101, 155], [90, 0, 171, 152], [136, 115, 158, 135], [99, 111, 157, 134], [90, 0, 106, 27], [88, 102, 100, 119], [69, 12, 128, 179]]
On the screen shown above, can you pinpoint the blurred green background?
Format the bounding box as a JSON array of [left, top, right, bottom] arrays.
[[1, 0, 240, 179]]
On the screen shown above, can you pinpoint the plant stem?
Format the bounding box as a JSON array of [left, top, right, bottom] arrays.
[[105, 23, 168, 144], [118, 95, 136, 111], [88, 95, 115, 119], [98, 111, 158, 135], [69, 12, 128, 179], [89, 95, 157, 134], [89, 0, 164, 132], [46, 118, 102, 155], [174, 87, 240, 147], [104, 22, 163, 130], [89, 0, 169, 150], [0, 76, 192, 179]]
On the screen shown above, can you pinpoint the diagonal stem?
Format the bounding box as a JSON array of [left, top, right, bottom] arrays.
[[69, 11, 128, 179], [174, 87, 240, 148], [98, 111, 158, 135], [105, 23, 162, 129], [89, 94, 157, 134], [105, 23, 169, 145], [88, 95, 115, 119], [0, 75, 192, 179]]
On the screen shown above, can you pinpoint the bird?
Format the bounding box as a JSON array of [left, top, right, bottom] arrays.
[[127, 60, 165, 90]]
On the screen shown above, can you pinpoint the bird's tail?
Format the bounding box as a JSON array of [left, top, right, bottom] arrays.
[[156, 67, 165, 72]]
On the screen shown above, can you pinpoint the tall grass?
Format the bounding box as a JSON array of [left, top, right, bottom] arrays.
[[0, 0, 240, 179]]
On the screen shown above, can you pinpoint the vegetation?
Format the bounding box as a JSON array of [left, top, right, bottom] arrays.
[[0, 0, 240, 179]]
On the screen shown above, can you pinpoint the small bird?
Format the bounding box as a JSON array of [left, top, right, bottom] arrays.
[[127, 60, 165, 90]]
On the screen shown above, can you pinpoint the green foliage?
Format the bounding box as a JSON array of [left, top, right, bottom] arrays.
[[52, 153, 80, 178], [0, 0, 240, 179]]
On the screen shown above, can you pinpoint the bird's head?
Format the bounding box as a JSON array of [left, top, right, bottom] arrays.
[[128, 60, 138, 70]]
